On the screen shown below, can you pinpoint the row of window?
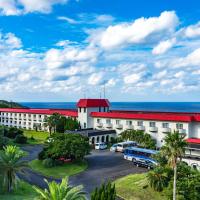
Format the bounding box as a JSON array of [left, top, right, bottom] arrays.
[[96, 119, 184, 129], [79, 107, 108, 113], [0, 113, 43, 118]]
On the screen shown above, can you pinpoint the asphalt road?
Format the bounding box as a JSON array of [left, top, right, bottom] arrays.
[[19, 145, 147, 195]]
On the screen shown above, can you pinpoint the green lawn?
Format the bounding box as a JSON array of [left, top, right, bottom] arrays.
[[0, 180, 37, 200], [29, 159, 88, 178], [23, 130, 49, 144], [115, 173, 168, 200]]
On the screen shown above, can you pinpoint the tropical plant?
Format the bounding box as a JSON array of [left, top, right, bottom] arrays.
[[120, 130, 156, 149], [0, 145, 28, 192], [65, 117, 80, 131], [33, 177, 87, 200], [44, 116, 55, 135], [147, 166, 172, 192], [161, 131, 187, 200], [91, 181, 116, 200]]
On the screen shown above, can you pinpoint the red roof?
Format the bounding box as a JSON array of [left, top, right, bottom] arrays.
[[90, 112, 193, 122], [186, 138, 200, 144], [77, 99, 110, 107], [0, 108, 78, 117]]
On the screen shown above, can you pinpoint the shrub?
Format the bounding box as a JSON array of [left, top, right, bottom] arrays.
[[38, 149, 47, 160], [42, 158, 55, 168], [14, 135, 27, 144], [54, 159, 63, 166], [91, 182, 116, 200], [0, 136, 9, 149], [5, 127, 23, 139]]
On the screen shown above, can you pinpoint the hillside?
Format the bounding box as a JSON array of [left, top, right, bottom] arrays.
[[0, 100, 27, 108]]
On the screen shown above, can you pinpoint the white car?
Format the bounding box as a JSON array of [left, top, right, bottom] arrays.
[[95, 142, 107, 150], [110, 144, 118, 152]]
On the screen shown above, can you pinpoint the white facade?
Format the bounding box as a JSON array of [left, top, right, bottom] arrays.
[[93, 117, 191, 147]]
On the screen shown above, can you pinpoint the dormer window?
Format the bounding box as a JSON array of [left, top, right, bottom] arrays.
[[99, 107, 101, 112]]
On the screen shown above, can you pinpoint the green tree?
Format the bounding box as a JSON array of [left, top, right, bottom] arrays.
[[65, 117, 80, 131], [44, 116, 55, 135], [0, 145, 28, 192], [161, 131, 187, 200], [43, 133, 91, 160], [33, 177, 87, 200]]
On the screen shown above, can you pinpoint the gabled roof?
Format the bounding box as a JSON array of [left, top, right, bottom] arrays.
[[0, 108, 78, 117], [90, 111, 193, 122], [77, 99, 110, 108]]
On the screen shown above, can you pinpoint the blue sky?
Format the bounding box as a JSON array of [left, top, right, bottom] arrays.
[[1, 0, 200, 102]]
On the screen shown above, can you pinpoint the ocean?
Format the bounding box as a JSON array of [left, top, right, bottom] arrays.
[[20, 102, 200, 113]]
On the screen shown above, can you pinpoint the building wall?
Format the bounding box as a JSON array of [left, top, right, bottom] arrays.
[[93, 117, 190, 147]]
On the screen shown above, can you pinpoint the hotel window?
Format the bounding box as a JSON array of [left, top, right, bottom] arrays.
[[116, 120, 121, 125], [84, 108, 86, 113], [106, 119, 111, 124], [79, 108, 81, 112], [176, 123, 183, 129], [103, 107, 106, 112], [97, 119, 101, 123], [126, 120, 132, 125], [149, 122, 156, 127], [99, 107, 101, 112], [84, 123, 86, 128], [137, 121, 143, 126], [162, 123, 169, 128]]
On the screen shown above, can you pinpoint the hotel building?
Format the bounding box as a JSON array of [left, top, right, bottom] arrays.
[[0, 98, 200, 167]]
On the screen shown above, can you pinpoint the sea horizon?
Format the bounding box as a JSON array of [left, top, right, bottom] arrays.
[[20, 102, 200, 113]]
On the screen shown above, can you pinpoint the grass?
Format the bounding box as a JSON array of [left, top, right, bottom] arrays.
[[0, 177, 37, 200], [115, 173, 168, 200], [22, 130, 49, 144], [29, 159, 88, 178]]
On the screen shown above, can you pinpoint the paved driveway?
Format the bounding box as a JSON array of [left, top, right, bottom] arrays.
[[19, 145, 147, 194], [69, 150, 147, 193]]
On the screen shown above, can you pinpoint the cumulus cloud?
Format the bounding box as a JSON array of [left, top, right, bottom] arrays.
[[89, 11, 179, 49], [184, 22, 200, 38], [0, 0, 68, 15], [152, 38, 176, 55]]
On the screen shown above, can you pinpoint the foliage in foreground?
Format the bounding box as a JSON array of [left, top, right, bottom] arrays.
[[120, 130, 156, 149], [0, 145, 28, 193], [33, 177, 87, 200], [91, 182, 116, 200]]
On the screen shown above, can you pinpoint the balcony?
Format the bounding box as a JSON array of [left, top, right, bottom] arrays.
[[177, 129, 186, 134], [116, 124, 123, 129], [126, 124, 134, 130], [149, 127, 158, 132], [162, 127, 171, 133], [106, 123, 113, 128], [136, 125, 145, 131], [96, 122, 103, 128]]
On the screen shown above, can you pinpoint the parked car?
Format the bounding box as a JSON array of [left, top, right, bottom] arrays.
[[95, 142, 107, 150], [133, 158, 156, 169], [110, 141, 137, 152]]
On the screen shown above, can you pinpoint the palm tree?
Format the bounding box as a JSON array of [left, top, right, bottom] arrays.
[[33, 177, 87, 200], [147, 167, 169, 192], [161, 131, 187, 200], [44, 116, 55, 135], [0, 145, 28, 192]]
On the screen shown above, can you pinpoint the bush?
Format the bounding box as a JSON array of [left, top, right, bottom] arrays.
[[38, 150, 47, 160], [0, 136, 9, 149], [54, 159, 63, 166], [42, 158, 55, 168], [14, 134, 27, 144], [91, 182, 116, 200], [5, 127, 23, 139]]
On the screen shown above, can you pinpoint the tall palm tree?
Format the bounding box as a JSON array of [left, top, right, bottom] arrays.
[[44, 116, 55, 135], [33, 177, 87, 200], [161, 131, 187, 200], [0, 145, 28, 192]]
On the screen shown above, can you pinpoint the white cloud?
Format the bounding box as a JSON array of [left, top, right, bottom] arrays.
[[57, 16, 78, 24], [184, 22, 200, 38], [152, 38, 176, 55], [124, 73, 141, 84], [88, 73, 104, 85], [0, 0, 68, 15], [89, 11, 179, 49]]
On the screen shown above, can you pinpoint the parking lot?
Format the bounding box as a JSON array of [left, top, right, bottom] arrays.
[[69, 149, 147, 193]]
